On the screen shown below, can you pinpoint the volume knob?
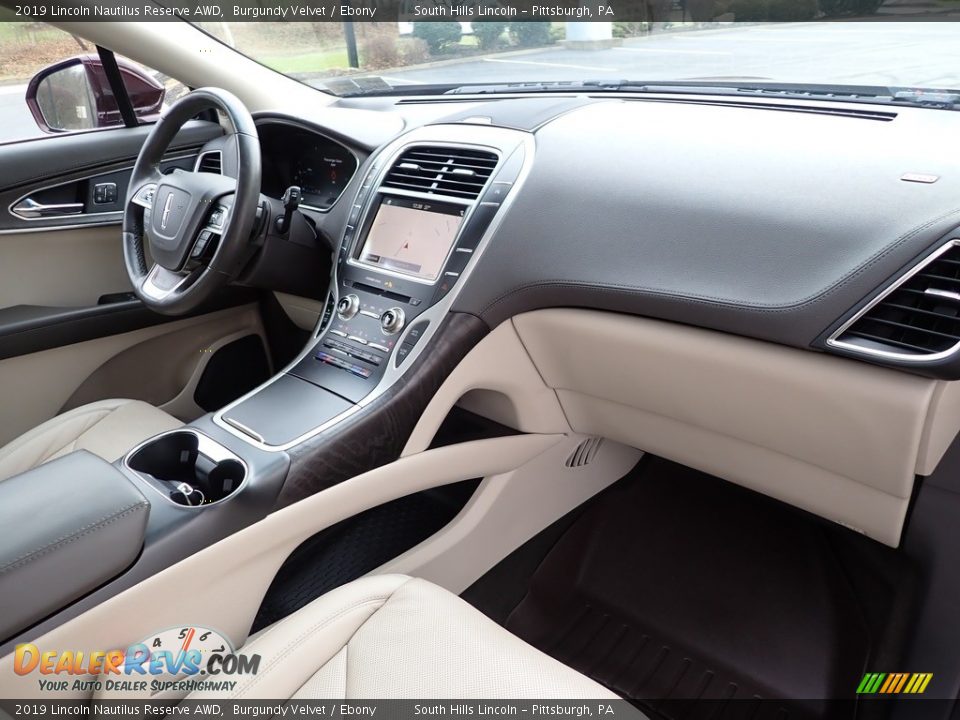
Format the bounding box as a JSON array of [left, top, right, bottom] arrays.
[[336, 294, 360, 320], [380, 307, 405, 335]]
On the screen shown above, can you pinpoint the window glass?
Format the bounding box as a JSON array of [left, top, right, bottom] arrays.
[[0, 22, 187, 144]]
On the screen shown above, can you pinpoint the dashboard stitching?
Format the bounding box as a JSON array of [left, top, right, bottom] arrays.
[[479, 205, 960, 317]]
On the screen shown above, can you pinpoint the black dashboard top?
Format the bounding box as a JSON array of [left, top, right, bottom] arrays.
[[293, 93, 960, 377]]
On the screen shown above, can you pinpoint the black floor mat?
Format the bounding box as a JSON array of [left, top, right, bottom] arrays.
[[252, 408, 513, 633], [251, 481, 478, 632], [487, 456, 916, 720]]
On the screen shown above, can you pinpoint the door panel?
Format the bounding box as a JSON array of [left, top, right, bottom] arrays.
[[0, 120, 221, 233], [0, 226, 128, 309], [0, 305, 265, 446], [0, 117, 266, 446]]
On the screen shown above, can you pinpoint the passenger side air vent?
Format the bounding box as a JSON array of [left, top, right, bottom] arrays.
[[382, 146, 498, 199], [565, 437, 604, 468], [830, 240, 960, 359], [196, 151, 222, 174]]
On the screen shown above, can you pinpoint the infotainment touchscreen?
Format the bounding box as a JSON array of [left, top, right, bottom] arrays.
[[357, 196, 465, 282]]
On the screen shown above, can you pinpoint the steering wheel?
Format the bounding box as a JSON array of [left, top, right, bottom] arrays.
[[123, 88, 261, 315]]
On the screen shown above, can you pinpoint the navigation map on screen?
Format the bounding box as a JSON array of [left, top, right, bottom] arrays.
[[358, 197, 464, 281]]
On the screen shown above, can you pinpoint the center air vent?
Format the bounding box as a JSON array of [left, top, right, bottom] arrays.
[[382, 146, 498, 199], [830, 240, 960, 359], [196, 151, 222, 174]]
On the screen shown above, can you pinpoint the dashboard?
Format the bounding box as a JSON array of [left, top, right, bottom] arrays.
[[248, 96, 960, 380], [258, 121, 357, 211]]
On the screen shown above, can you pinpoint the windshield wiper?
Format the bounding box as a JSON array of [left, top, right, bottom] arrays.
[[445, 80, 622, 95], [329, 77, 960, 109], [444, 80, 960, 110]]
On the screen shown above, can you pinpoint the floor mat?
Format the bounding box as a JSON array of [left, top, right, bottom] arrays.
[[499, 456, 916, 720]]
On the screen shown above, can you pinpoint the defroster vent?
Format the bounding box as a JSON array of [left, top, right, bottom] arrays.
[[382, 146, 498, 199], [830, 240, 960, 359]]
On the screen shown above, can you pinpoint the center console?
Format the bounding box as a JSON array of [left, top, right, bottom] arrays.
[[215, 124, 532, 451], [0, 125, 532, 652]]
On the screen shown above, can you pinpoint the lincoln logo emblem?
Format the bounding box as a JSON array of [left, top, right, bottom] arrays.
[[161, 192, 174, 231]]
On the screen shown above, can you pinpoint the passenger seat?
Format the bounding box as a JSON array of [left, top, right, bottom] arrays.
[[185, 574, 620, 700]]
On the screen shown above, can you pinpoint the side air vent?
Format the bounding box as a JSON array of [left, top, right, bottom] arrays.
[[382, 146, 498, 199], [830, 240, 960, 360], [565, 437, 604, 468], [196, 151, 222, 174]]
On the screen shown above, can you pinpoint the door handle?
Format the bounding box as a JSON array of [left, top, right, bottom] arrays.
[[11, 198, 84, 219]]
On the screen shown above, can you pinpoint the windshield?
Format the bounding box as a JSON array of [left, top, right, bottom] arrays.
[[199, 20, 960, 99]]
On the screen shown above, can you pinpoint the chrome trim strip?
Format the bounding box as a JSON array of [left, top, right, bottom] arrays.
[[925, 288, 960, 301], [826, 238, 960, 363], [0, 218, 121, 235], [123, 429, 249, 510], [212, 125, 533, 452], [222, 417, 266, 444]]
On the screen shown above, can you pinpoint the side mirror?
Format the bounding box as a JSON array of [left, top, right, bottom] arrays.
[[25, 54, 165, 133]]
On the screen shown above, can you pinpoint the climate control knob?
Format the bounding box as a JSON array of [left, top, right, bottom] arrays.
[[380, 307, 406, 335], [336, 294, 360, 320]]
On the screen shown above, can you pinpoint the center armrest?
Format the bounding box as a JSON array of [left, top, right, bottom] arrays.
[[0, 450, 150, 643]]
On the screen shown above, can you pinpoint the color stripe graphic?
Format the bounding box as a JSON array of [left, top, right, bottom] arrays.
[[856, 672, 932, 694]]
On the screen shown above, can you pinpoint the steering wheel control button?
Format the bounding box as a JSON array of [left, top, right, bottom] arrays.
[[405, 320, 429, 347], [131, 183, 157, 209], [380, 307, 405, 335], [209, 206, 227, 229], [336, 294, 360, 320], [191, 230, 214, 258]]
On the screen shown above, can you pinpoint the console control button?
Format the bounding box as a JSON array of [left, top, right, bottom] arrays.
[[346, 335, 368, 345], [348, 204, 362, 226], [432, 279, 454, 304], [368, 342, 390, 353], [380, 307, 405, 335], [404, 320, 429, 347], [336, 294, 360, 320], [395, 343, 415, 367], [482, 181, 512, 204], [316, 351, 372, 378]]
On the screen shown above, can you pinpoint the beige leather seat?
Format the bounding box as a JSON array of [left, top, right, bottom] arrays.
[[184, 574, 622, 701], [0, 399, 181, 483]]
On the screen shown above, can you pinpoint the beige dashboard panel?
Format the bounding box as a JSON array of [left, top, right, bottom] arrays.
[[512, 309, 960, 546]]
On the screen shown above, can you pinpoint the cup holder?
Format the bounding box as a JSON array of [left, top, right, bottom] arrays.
[[127, 430, 246, 508]]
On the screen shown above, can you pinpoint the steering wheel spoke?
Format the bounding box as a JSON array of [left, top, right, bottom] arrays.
[[130, 183, 158, 210], [140, 264, 193, 303]]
